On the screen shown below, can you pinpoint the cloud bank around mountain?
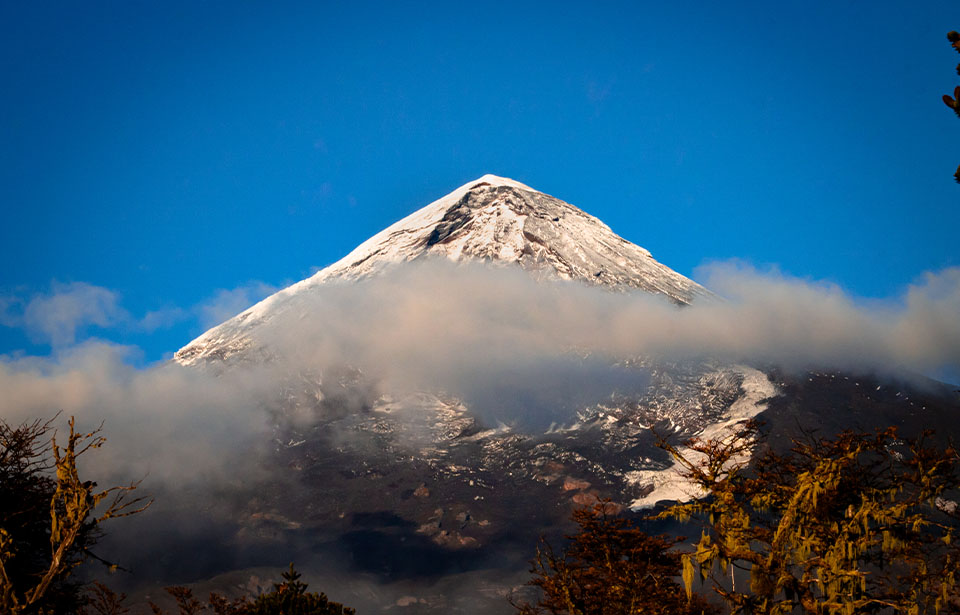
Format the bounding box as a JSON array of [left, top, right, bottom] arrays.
[[0, 262, 957, 488], [236, 259, 960, 388], [2, 259, 958, 480]]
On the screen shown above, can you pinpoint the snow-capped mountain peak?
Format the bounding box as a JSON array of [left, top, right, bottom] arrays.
[[175, 175, 708, 365], [302, 174, 705, 294]]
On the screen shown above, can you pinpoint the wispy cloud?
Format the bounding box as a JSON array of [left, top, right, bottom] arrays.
[[6, 263, 960, 379], [195, 282, 280, 330], [138, 306, 190, 332], [0, 280, 280, 349], [0, 282, 128, 347], [223, 260, 960, 390], [3, 260, 960, 479], [0, 295, 22, 328]]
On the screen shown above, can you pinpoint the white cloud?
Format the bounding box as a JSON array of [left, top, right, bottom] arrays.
[[138, 306, 189, 332], [195, 282, 280, 330], [2, 260, 959, 487], [0, 280, 281, 348], [0, 341, 273, 486], [228, 261, 960, 390], [13, 282, 129, 347]]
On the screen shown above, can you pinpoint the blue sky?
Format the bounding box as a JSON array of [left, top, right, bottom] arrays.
[[1, 1, 958, 363]]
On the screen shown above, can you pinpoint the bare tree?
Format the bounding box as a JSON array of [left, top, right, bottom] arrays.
[[0, 415, 150, 614]]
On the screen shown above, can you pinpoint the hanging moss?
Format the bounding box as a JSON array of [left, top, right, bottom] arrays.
[[656, 421, 960, 615]]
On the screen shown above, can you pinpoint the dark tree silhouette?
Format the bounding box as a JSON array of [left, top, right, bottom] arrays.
[[943, 31, 960, 183], [144, 564, 356, 615], [0, 415, 149, 615]]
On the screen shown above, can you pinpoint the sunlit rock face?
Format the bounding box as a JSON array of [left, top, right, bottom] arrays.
[[149, 176, 957, 614]]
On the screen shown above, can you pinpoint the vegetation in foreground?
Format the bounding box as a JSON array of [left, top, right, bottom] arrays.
[[83, 563, 354, 615], [3, 408, 960, 614], [512, 420, 960, 615], [0, 414, 355, 615], [512, 503, 718, 615], [658, 422, 960, 615], [0, 415, 149, 615]]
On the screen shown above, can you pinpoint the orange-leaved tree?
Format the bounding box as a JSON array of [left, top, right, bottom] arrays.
[[514, 501, 718, 615]]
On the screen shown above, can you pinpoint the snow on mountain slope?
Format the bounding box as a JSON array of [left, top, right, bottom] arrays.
[[627, 365, 776, 509], [175, 174, 709, 366], [309, 174, 704, 296]]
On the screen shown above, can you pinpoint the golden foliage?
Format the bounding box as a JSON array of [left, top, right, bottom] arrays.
[[513, 502, 718, 615], [658, 421, 960, 615]]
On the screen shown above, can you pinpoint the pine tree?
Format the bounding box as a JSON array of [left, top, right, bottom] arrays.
[[147, 565, 356, 615], [243, 564, 355, 615]]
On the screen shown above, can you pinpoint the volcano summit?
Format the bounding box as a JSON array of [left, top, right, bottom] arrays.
[[175, 174, 710, 366]]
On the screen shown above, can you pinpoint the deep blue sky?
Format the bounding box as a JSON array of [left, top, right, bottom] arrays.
[[2, 1, 958, 362]]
